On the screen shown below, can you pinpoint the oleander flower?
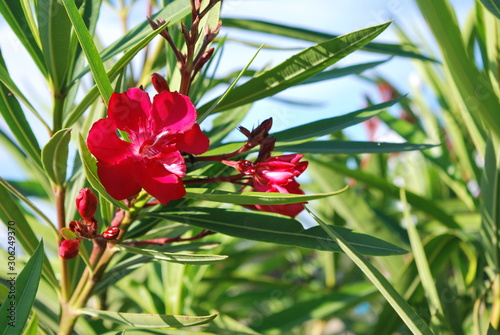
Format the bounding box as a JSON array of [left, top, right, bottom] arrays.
[[87, 88, 209, 205], [225, 154, 308, 217]]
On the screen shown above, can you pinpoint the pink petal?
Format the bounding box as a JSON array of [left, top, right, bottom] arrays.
[[261, 171, 294, 185], [176, 123, 210, 155], [87, 118, 133, 164], [97, 160, 141, 201], [108, 88, 152, 134], [151, 91, 196, 134], [136, 161, 186, 205], [154, 150, 186, 177]]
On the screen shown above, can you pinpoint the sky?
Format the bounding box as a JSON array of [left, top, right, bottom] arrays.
[[0, 0, 471, 181]]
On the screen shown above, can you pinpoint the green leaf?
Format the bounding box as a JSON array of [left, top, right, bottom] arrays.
[[37, 0, 73, 92], [479, 0, 500, 19], [416, 0, 500, 138], [198, 22, 392, 114], [184, 187, 348, 205], [77, 309, 217, 328], [150, 207, 408, 256], [273, 97, 403, 143], [114, 244, 228, 265], [300, 58, 391, 85], [41, 128, 71, 186], [99, 0, 191, 62], [223, 18, 437, 62], [0, 240, 44, 335], [64, 20, 170, 127], [276, 140, 437, 154], [0, 0, 46, 76], [480, 137, 500, 273], [0, 54, 42, 169], [77, 134, 128, 210], [253, 282, 377, 333], [61, 0, 113, 103], [305, 207, 433, 335]]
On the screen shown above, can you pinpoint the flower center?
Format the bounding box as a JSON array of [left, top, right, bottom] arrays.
[[137, 131, 171, 158]]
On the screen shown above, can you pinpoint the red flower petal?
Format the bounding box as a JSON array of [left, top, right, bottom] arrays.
[[97, 160, 141, 200], [108, 88, 152, 134], [136, 161, 186, 205], [151, 91, 196, 134], [87, 118, 133, 164], [176, 123, 210, 155]]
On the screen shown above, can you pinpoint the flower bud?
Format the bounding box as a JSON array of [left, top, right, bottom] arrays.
[[151, 73, 170, 93], [102, 226, 120, 240], [59, 238, 80, 259], [76, 188, 98, 221]]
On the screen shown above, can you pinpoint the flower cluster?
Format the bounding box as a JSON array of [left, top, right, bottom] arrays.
[[59, 188, 120, 259]]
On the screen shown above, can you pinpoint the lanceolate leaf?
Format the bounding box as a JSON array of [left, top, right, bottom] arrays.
[[223, 18, 436, 62], [479, 0, 500, 19], [198, 22, 392, 114], [77, 134, 128, 210], [273, 97, 403, 143], [276, 140, 436, 154], [0, 0, 46, 76], [41, 128, 71, 186], [61, 0, 113, 104], [0, 54, 42, 168], [99, 0, 191, 62], [63, 21, 170, 127], [306, 207, 433, 335], [0, 240, 44, 335], [150, 207, 407, 256], [78, 309, 218, 328], [184, 187, 348, 205], [115, 244, 228, 265]]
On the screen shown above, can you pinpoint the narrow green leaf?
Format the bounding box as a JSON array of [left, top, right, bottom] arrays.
[[184, 186, 348, 205], [198, 22, 392, 114], [223, 18, 436, 62], [77, 134, 128, 210], [78, 309, 217, 328], [0, 51, 50, 132], [0, 60, 42, 168], [401, 189, 446, 325], [0, 240, 44, 335], [253, 282, 377, 333], [37, 0, 72, 92], [61, 0, 113, 103], [273, 97, 403, 143], [276, 140, 437, 154], [41, 128, 71, 186], [480, 137, 500, 272], [0, 1, 46, 76], [300, 58, 391, 85], [305, 207, 433, 335], [64, 21, 170, 127], [99, 0, 190, 62], [150, 207, 408, 256], [479, 0, 500, 19], [20, 311, 38, 335], [115, 244, 228, 265], [416, 0, 500, 138]]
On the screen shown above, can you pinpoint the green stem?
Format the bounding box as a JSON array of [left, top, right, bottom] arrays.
[[53, 95, 66, 133], [491, 274, 500, 330]]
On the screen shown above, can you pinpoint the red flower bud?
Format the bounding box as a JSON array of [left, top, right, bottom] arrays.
[[76, 188, 98, 221], [151, 73, 170, 93], [59, 239, 81, 259], [102, 226, 120, 240]]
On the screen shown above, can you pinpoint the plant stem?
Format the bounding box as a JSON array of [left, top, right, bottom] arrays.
[[491, 274, 500, 330], [53, 95, 66, 133]]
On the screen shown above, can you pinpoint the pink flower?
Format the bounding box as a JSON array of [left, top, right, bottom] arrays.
[[75, 188, 98, 221], [225, 154, 308, 217], [87, 88, 209, 205], [59, 238, 81, 259]]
